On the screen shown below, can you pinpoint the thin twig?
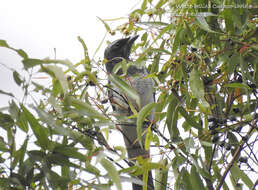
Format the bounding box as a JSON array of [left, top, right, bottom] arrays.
[[216, 126, 255, 190]]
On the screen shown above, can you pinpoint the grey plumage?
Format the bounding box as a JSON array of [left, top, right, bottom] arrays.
[[104, 35, 154, 190]]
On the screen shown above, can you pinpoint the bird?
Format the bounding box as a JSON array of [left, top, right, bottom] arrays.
[[104, 35, 154, 190]]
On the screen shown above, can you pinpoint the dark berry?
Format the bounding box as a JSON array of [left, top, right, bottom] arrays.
[[229, 116, 237, 121], [242, 136, 248, 141], [218, 119, 227, 125], [203, 76, 213, 85], [225, 143, 232, 150], [233, 108, 240, 113], [101, 99, 108, 104], [208, 116, 217, 123], [234, 126, 242, 132], [236, 183, 242, 188], [67, 76, 72, 81], [204, 58, 210, 64], [239, 156, 248, 163], [219, 141, 225, 147], [249, 83, 256, 89], [209, 122, 218, 130], [236, 75, 242, 83], [216, 68, 221, 74], [252, 113, 258, 119], [191, 47, 197, 52], [210, 130, 218, 135], [228, 39, 234, 46], [88, 81, 96, 86], [212, 136, 220, 143]]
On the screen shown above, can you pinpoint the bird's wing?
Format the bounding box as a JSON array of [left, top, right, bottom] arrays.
[[108, 68, 155, 190]]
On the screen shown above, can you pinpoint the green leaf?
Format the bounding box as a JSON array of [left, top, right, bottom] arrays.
[[9, 100, 29, 132], [45, 65, 69, 93], [78, 36, 91, 69], [224, 82, 251, 90], [138, 21, 169, 27], [11, 137, 28, 169], [189, 69, 204, 99], [181, 167, 193, 189], [227, 53, 241, 75], [16, 111, 29, 133], [114, 146, 126, 161], [16, 49, 28, 59], [22, 58, 44, 70], [166, 95, 180, 141], [195, 14, 217, 33], [141, 0, 147, 11], [0, 40, 9, 47], [155, 0, 167, 9], [0, 137, 8, 152], [0, 112, 14, 128], [97, 17, 112, 34], [13, 71, 23, 86], [109, 74, 141, 108], [190, 165, 205, 190], [178, 107, 201, 130], [100, 158, 122, 190], [35, 107, 93, 150], [231, 164, 254, 188], [184, 137, 195, 152], [21, 105, 49, 150], [68, 96, 108, 121], [189, 69, 208, 106], [136, 102, 156, 148], [53, 146, 86, 161], [172, 26, 183, 54], [155, 159, 168, 190], [0, 89, 14, 97]]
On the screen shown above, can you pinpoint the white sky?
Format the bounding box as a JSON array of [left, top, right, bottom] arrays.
[[1, 1, 256, 189], [0, 0, 140, 107], [0, 1, 140, 189]]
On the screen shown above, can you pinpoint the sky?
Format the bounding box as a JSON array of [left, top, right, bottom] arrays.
[[0, 1, 141, 189], [1, 1, 256, 189], [0, 0, 140, 107]]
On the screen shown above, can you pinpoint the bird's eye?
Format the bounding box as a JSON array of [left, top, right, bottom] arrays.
[[114, 43, 120, 48]]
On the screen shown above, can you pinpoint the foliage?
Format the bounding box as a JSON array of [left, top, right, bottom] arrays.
[[0, 0, 257, 189]]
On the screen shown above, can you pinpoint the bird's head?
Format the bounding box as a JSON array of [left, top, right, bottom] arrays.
[[104, 35, 139, 73]]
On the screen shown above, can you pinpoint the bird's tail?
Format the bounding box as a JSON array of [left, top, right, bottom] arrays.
[[121, 123, 154, 190]]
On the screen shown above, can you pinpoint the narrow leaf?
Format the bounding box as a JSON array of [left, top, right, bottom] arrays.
[[190, 165, 205, 190], [0, 40, 9, 47], [136, 102, 156, 148], [224, 82, 251, 90], [195, 15, 217, 33], [0, 89, 14, 97], [155, 159, 168, 190], [97, 17, 112, 34], [45, 65, 69, 93], [231, 164, 254, 188], [178, 107, 201, 129], [22, 58, 44, 70], [166, 95, 180, 141], [189, 69, 205, 100], [109, 74, 141, 108], [13, 71, 23, 86], [68, 96, 107, 121], [100, 158, 121, 190], [21, 105, 49, 149]]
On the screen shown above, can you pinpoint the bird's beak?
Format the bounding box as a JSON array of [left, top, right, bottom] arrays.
[[127, 35, 139, 46], [124, 35, 139, 59]]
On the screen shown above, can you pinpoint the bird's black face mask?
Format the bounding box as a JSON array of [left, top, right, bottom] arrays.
[[104, 35, 139, 73]]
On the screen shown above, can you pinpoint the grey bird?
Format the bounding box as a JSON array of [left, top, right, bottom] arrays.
[[104, 35, 154, 190]]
